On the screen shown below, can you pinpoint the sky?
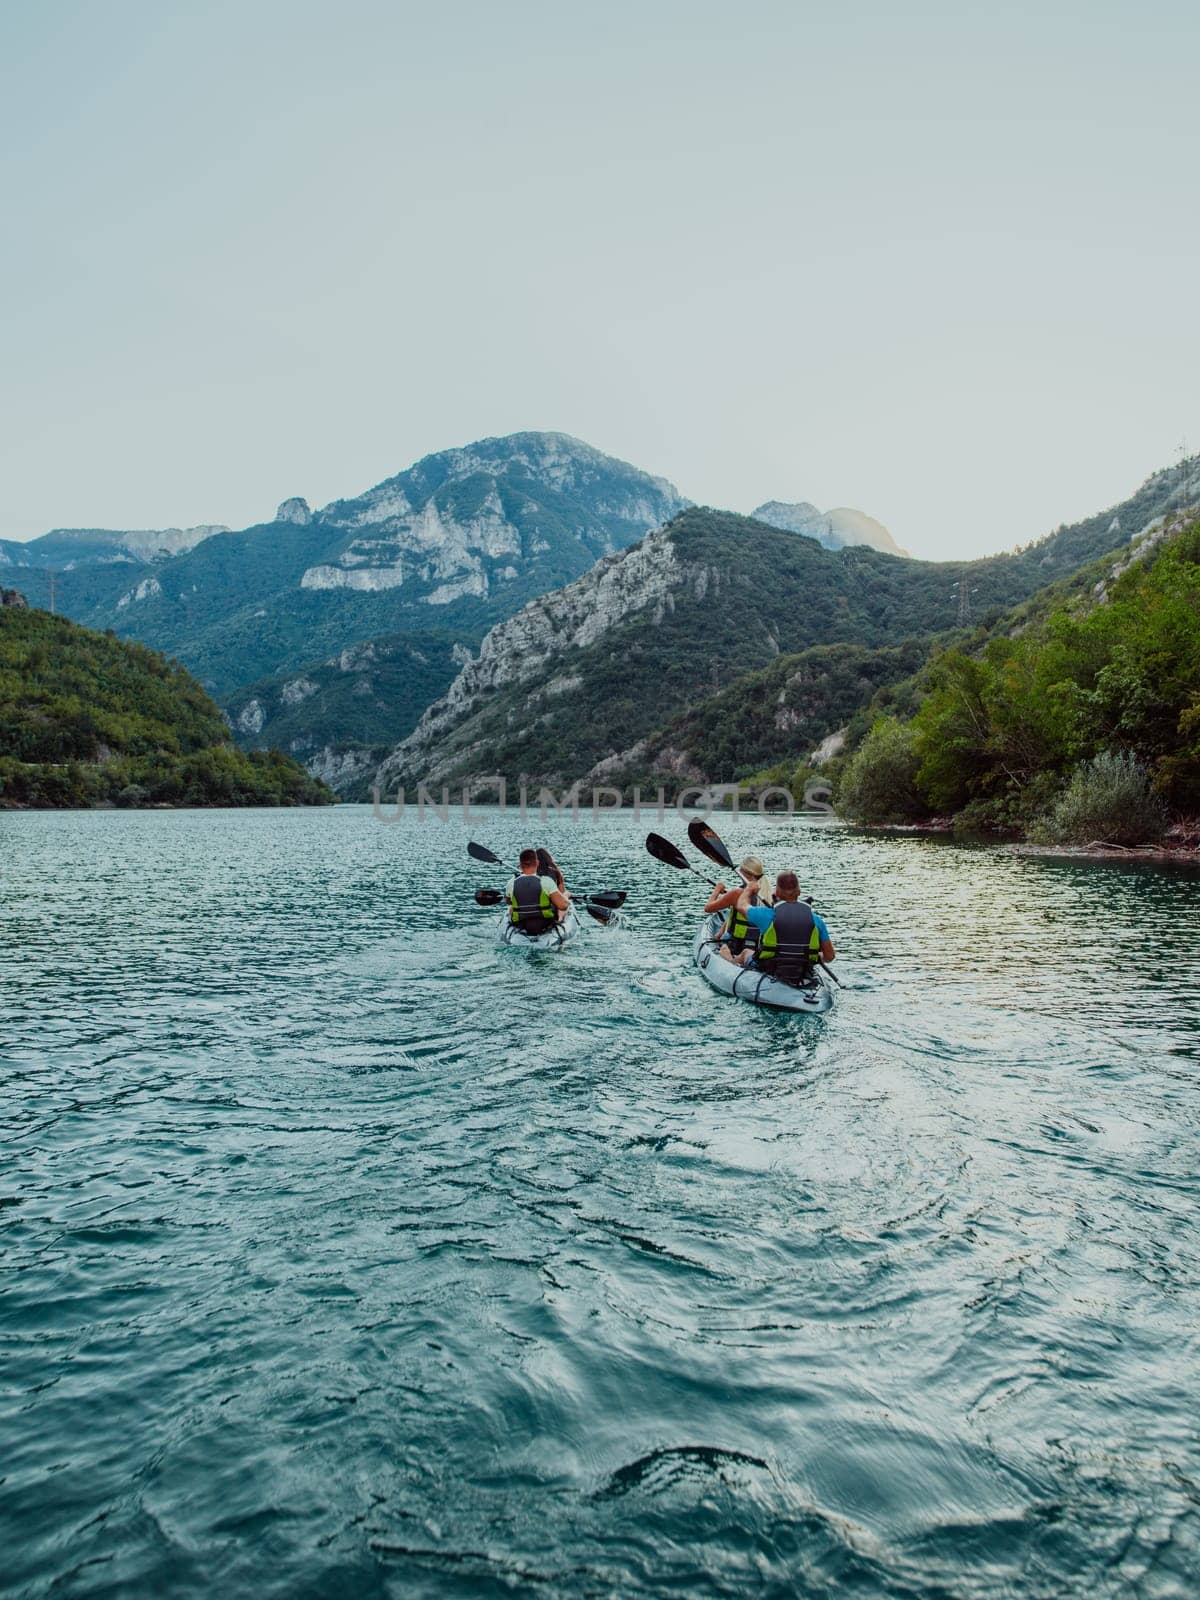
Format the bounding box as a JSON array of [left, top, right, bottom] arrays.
[[1, 1, 1197, 560]]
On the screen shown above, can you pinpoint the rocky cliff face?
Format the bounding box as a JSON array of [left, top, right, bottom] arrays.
[[367, 457, 1200, 796], [222, 628, 481, 789], [375, 524, 701, 788], [275, 498, 312, 525], [301, 432, 687, 606], [30, 433, 687, 708]]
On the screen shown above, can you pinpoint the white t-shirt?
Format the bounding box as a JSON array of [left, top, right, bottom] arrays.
[[506, 874, 560, 901]]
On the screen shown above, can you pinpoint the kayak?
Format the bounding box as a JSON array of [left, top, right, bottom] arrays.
[[693, 913, 834, 1013], [497, 906, 581, 951]]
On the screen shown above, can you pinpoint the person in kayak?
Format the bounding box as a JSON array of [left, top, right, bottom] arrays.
[[705, 854, 774, 961], [506, 848, 570, 934], [745, 870, 835, 982], [536, 846, 567, 895]]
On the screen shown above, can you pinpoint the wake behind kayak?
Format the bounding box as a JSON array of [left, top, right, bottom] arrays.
[[497, 906, 582, 951]]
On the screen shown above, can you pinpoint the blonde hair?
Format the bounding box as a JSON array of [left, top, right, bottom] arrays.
[[739, 854, 765, 879]]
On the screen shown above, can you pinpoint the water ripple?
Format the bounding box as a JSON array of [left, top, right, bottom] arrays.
[[3, 806, 1199, 1597]]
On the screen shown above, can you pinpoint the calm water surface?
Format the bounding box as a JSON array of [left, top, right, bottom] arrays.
[[3, 806, 1200, 1598]]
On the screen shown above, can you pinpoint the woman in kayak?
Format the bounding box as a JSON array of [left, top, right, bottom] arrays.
[[536, 846, 567, 896], [704, 854, 774, 962]]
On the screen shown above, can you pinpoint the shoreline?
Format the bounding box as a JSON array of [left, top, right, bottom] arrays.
[[1004, 836, 1200, 865], [856, 818, 1200, 865]]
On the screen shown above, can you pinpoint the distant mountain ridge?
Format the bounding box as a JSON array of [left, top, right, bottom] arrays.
[[370, 453, 1200, 796], [11, 435, 1199, 796], [0, 524, 230, 570], [751, 501, 908, 555], [301, 432, 685, 600], [12, 433, 688, 704]]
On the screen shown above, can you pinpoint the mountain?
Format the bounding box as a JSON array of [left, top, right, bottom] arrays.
[[0, 595, 332, 809], [0, 525, 229, 570], [15, 434, 687, 705], [751, 501, 908, 555], [372, 454, 1200, 797], [223, 629, 472, 792], [304, 432, 685, 599]]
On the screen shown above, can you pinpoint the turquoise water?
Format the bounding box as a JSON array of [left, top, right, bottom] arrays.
[[4, 805, 1200, 1598]]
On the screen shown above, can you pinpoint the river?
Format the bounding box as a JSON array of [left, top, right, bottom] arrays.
[[3, 805, 1200, 1597]]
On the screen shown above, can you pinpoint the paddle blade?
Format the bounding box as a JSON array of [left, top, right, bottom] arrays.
[[687, 818, 735, 871], [467, 840, 504, 866], [645, 832, 690, 871], [474, 888, 503, 906], [584, 902, 615, 925], [588, 890, 627, 909]]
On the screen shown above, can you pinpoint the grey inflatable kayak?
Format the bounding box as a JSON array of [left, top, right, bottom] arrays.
[[498, 906, 581, 951], [693, 913, 833, 1013]]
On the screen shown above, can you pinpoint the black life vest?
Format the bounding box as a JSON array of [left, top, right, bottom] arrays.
[[509, 873, 556, 934], [757, 900, 820, 983]]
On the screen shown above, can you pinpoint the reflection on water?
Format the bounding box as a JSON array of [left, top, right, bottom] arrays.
[[3, 807, 1199, 1597]]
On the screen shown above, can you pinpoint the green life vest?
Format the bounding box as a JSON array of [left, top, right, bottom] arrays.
[[510, 873, 556, 934], [757, 901, 820, 974]]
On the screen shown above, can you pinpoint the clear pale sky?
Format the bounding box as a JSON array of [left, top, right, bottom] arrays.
[[2, 1, 1196, 558]]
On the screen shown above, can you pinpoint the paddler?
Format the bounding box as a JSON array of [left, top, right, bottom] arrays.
[[704, 853, 774, 963]]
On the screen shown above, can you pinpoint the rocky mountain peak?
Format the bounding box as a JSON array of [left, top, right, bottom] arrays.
[[300, 433, 687, 602], [275, 498, 312, 525]]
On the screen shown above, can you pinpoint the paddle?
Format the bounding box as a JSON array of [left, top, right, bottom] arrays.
[[584, 902, 619, 925], [468, 843, 624, 906], [686, 817, 738, 875], [475, 886, 624, 911], [681, 821, 845, 989], [645, 832, 721, 888], [468, 840, 506, 867]]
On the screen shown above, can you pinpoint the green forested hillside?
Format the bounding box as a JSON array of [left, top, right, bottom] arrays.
[[0, 602, 333, 808], [223, 630, 466, 760], [621, 640, 930, 785], [378, 502, 1148, 791], [834, 518, 1200, 839]]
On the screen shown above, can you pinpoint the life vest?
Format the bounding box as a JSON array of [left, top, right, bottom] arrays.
[[723, 896, 760, 953], [509, 873, 556, 934], [756, 901, 820, 982]]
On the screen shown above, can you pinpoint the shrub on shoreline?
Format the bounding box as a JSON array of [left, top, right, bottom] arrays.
[[835, 717, 927, 824], [1030, 751, 1167, 846]]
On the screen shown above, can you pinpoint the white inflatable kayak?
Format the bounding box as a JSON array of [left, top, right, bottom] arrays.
[[693, 913, 834, 1013], [497, 906, 581, 951]]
